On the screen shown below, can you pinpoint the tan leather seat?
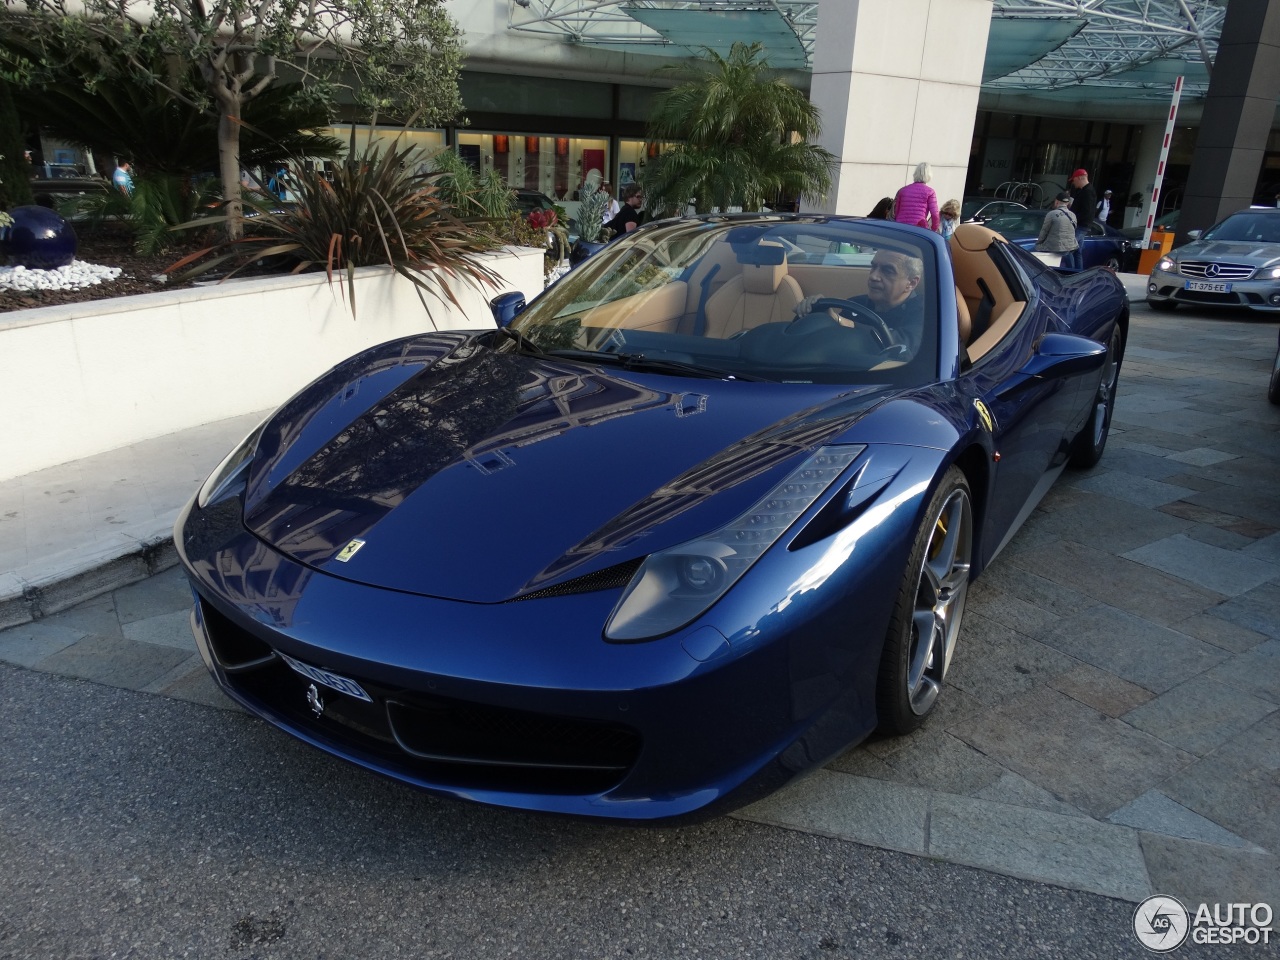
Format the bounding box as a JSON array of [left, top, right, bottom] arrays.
[[702, 256, 803, 339], [955, 285, 972, 346]]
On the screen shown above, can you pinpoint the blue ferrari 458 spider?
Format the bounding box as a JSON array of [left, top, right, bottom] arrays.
[[177, 215, 1128, 820]]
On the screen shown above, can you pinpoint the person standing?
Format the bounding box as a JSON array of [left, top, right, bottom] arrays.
[[1066, 168, 1096, 270], [1097, 188, 1112, 225], [600, 181, 621, 221], [112, 160, 133, 196], [939, 198, 961, 239], [867, 196, 894, 219], [604, 183, 644, 238], [1036, 192, 1078, 268], [893, 162, 940, 232]]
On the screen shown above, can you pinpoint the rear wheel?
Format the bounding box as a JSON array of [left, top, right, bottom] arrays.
[[876, 467, 973, 735], [1070, 326, 1123, 468]]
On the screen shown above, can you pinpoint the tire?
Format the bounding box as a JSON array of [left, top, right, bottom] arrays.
[[1105, 256, 1121, 271], [876, 467, 973, 736], [1147, 299, 1177, 312], [1070, 326, 1123, 468], [1269, 340, 1280, 405]]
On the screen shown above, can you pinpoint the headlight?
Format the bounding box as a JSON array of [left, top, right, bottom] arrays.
[[1267, 266, 1280, 279], [196, 419, 269, 508], [604, 445, 864, 641], [1157, 257, 1175, 272]]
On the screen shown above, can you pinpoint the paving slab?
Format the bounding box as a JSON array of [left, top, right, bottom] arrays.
[[34, 634, 193, 690], [971, 772, 1086, 819], [1066, 470, 1197, 509], [1049, 664, 1155, 718], [1108, 791, 1263, 852], [941, 612, 1080, 706], [951, 687, 1197, 820], [1201, 640, 1280, 705], [928, 793, 1151, 902], [1122, 676, 1277, 756], [1034, 604, 1227, 694], [1208, 582, 1280, 640], [1122, 534, 1280, 597], [1158, 712, 1280, 855], [1013, 540, 1225, 628], [1140, 833, 1280, 909], [736, 771, 929, 856]]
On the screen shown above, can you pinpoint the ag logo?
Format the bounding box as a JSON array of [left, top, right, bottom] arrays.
[[1133, 895, 1190, 952]]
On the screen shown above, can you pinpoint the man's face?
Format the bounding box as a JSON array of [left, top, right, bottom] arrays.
[[867, 252, 920, 309], [627, 192, 644, 208], [1071, 174, 1084, 188]]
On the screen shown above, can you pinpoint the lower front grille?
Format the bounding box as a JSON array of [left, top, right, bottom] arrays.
[[199, 598, 641, 795]]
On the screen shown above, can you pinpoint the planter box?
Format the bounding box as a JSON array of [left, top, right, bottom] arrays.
[[0, 246, 544, 482]]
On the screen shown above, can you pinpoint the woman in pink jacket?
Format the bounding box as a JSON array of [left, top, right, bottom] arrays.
[[893, 162, 940, 232]]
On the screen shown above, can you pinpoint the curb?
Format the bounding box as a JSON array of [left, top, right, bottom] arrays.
[[0, 533, 179, 631]]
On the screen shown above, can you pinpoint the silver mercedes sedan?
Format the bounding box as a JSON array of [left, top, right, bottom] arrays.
[[1146, 207, 1280, 313]]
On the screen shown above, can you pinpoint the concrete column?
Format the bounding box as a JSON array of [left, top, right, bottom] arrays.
[[809, 0, 993, 217], [1178, 0, 1280, 241]]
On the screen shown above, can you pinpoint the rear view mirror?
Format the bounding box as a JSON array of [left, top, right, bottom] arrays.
[[489, 291, 526, 327]]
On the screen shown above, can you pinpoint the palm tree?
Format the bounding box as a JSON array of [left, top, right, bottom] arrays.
[[641, 42, 834, 216]]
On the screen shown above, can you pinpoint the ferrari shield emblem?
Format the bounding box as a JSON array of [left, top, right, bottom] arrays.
[[974, 399, 995, 433], [334, 538, 365, 562]]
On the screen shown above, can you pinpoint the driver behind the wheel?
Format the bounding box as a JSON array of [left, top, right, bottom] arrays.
[[794, 250, 925, 356]]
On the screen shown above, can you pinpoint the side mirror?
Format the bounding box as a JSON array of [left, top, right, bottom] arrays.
[[997, 332, 1106, 397], [489, 291, 526, 328], [1186, 229, 1202, 241]]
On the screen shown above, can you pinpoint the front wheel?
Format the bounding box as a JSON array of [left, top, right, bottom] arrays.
[[1070, 326, 1123, 468], [876, 467, 973, 735]]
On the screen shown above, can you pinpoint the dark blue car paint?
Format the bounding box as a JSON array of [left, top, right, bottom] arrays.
[[177, 215, 1127, 820]]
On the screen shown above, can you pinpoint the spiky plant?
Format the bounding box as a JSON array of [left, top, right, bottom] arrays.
[[576, 188, 611, 243], [168, 141, 501, 319]]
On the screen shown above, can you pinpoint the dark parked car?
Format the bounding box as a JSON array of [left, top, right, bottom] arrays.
[[1146, 207, 1280, 313], [29, 174, 110, 220], [961, 197, 1026, 223], [985, 209, 1135, 271], [1122, 208, 1179, 243], [514, 188, 555, 217], [177, 216, 1128, 821]]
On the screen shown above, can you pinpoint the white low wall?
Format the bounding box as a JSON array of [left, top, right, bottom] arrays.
[[0, 245, 544, 482]]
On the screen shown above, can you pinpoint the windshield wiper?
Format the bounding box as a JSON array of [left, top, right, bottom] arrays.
[[493, 325, 547, 356], [546, 348, 767, 381]]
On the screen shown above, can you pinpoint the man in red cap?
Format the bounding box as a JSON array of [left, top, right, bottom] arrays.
[[1066, 169, 1096, 270]]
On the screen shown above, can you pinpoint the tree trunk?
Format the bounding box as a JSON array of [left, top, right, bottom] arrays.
[[218, 102, 244, 241]]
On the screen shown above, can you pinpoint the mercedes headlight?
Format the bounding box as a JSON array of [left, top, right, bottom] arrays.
[[196, 419, 269, 508], [605, 445, 864, 641], [1156, 257, 1175, 272]]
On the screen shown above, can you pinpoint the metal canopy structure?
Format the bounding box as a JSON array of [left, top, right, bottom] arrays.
[[506, 0, 1228, 102]]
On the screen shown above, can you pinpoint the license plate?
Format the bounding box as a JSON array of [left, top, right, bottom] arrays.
[[279, 652, 372, 701], [1185, 280, 1231, 293]]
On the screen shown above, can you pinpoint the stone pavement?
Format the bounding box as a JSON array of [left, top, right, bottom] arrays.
[[2, 278, 1278, 912]]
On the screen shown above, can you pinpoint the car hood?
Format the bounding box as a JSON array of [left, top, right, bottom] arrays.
[[1174, 239, 1280, 265], [241, 332, 897, 603]]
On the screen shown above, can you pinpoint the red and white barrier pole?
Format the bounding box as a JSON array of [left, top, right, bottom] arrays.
[[1142, 75, 1184, 249]]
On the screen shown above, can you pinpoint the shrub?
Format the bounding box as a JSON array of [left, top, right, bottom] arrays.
[[168, 141, 501, 318]]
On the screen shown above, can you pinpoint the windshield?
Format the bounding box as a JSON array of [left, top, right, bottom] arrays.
[[984, 212, 1044, 237], [1201, 211, 1280, 244], [508, 219, 940, 386]]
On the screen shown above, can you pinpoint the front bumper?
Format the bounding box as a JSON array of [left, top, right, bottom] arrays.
[[176, 494, 901, 820], [1146, 267, 1280, 311]]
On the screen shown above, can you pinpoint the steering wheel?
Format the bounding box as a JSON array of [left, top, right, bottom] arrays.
[[803, 297, 903, 351]]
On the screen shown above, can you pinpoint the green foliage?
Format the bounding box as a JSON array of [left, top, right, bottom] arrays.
[[576, 188, 612, 244], [0, 0, 465, 239], [429, 149, 516, 221], [169, 141, 502, 319], [641, 42, 834, 215], [0, 79, 33, 211]]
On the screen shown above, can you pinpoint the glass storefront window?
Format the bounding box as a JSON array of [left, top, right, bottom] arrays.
[[311, 126, 446, 177], [456, 132, 608, 201]]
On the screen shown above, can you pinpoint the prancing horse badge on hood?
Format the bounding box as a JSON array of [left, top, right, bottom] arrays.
[[335, 539, 366, 562]]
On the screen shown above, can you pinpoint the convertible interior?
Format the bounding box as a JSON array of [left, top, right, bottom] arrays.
[[521, 219, 1029, 381]]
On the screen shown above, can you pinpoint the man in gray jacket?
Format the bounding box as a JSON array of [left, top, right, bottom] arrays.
[[1036, 192, 1078, 268]]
